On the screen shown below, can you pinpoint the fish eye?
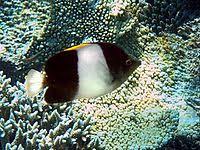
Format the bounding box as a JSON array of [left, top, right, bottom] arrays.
[[125, 59, 132, 66]]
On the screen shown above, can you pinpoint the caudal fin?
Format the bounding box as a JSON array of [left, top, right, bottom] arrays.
[[24, 69, 45, 97]]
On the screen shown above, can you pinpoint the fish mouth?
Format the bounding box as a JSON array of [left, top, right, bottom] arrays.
[[127, 54, 141, 67]]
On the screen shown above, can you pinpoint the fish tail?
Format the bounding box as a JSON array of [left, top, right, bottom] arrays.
[[24, 69, 46, 97]]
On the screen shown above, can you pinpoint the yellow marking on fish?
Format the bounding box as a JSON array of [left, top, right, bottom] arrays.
[[65, 43, 90, 51]]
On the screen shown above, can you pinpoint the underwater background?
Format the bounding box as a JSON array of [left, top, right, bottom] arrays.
[[0, 0, 199, 149]]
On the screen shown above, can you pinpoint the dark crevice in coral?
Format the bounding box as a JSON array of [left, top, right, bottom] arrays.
[[143, 0, 200, 35], [0, 0, 2, 7], [158, 135, 200, 150], [0, 60, 22, 85]]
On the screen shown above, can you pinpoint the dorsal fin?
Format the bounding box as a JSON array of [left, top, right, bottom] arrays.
[[65, 43, 90, 51]]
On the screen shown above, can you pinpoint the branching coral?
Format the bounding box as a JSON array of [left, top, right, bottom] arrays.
[[0, 72, 101, 149]]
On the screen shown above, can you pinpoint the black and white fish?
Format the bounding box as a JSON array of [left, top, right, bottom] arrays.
[[24, 42, 141, 103]]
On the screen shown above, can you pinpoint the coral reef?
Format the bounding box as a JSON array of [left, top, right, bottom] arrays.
[[0, 0, 144, 83], [0, 0, 199, 149], [73, 94, 180, 149], [72, 28, 200, 148], [0, 0, 51, 84], [0, 72, 101, 149], [0, 0, 50, 62]]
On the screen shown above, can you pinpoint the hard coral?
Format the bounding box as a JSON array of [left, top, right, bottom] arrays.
[[0, 72, 101, 149], [0, 0, 199, 149], [72, 12, 200, 148], [23, 0, 117, 72], [22, 0, 144, 82], [73, 90, 179, 149], [0, 0, 51, 84], [142, 0, 200, 35], [0, 0, 144, 83]]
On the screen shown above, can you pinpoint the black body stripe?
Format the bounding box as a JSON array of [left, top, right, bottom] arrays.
[[44, 50, 78, 103], [98, 43, 124, 77], [99, 42, 141, 82]]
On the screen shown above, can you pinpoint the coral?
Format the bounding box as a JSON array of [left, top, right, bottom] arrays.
[[72, 26, 200, 148], [72, 42, 182, 149], [73, 8, 200, 148], [0, 72, 101, 149], [0, 0, 50, 62], [0, 0, 145, 84], [177, 18, 200, 94], [0, 0, 151, 84], [141, 0, 200, 35], [73, 96, 180, 149], [0, 0, 199, 149], [0, 0, 51, 84], [20, 0, 120, 80], [21, 0, 144, 80], [161, 106, 200, 149]]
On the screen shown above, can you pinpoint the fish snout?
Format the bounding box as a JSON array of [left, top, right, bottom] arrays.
[[132, 57, 141, 69]]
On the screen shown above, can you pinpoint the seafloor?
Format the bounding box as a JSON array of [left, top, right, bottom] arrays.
[[0, 0, 199, 150]]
